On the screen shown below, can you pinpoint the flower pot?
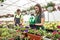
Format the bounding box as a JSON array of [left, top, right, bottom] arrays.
[[0, 37, 2, 40], [9, 38, 14, 40], [28, 33, 42, 40]]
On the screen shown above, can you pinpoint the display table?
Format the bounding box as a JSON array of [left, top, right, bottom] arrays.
[[0, 17, 14, 21]]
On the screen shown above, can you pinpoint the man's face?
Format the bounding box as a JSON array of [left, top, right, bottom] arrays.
[[17, 11, 20, 14]]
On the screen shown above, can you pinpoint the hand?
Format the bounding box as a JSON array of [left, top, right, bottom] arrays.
[[35, 23, 43, 26]]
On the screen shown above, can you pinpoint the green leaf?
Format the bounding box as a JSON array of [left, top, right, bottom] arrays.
[[1, 0, 4, 2]]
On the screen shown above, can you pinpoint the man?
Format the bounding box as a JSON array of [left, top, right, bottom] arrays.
[[14, 9, 21, 26]]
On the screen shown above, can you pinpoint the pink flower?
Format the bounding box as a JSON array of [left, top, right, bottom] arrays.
[[52, 31, 57, 35], [16, 30, 20, 32]]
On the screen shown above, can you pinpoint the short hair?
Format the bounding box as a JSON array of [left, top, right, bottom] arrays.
[[17, 9, 21, 12], [58, 6, 60, 9]]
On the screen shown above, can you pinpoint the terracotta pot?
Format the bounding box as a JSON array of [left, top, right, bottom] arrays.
[[28, 33, 42, 40], [0, 37, 2, 40], [9, 38, 14, 40]]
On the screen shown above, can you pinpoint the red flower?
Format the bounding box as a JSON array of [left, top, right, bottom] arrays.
[[58, 32, 60, 34], [58, 38, 60, 40], [16, 30, 20, 32], [57, 26, 60, 29]]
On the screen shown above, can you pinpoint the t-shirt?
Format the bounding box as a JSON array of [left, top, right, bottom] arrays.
[[14, 14, 21, 23], [14, 14, 21, 18], [41, 13, 45, 18]]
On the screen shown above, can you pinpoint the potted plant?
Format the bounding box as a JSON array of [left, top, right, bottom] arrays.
[[46, 33, 52, 39], [38, 29, 46, 36], [52, 33, 60, 40], [14, 25, 20, 31], [7, 34, 14, 40], [44, 2, 55, 12], [14, 36, 20, 40], [28, 29, 34, 34], [20, 27, 26, 32], [1, 37, 8, 40]]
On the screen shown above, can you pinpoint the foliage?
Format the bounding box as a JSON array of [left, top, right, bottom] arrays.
[[46, 33, 52, 38], [0, 0, 4, 2], [44, 2, 55, 12], [52, 33, 60, 40]]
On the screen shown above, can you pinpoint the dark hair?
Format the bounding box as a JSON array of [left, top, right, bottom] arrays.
[[31, 14, 34, 16], [17, 9, 21, 12], [58, 6, 60, 10], [35, 4, 42, 14]]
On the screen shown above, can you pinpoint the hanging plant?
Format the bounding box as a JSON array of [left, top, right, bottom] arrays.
[[27, 8, 30, 11], [30, 6, 34, 10], [44, 2, 55, 12], [47, 2, 55, 7], [27, 6, 34, 11], [0, 0, 5, 2]]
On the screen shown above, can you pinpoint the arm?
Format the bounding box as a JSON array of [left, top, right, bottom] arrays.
[[14, 14, 16, 22], [20, 15, 23, 24]]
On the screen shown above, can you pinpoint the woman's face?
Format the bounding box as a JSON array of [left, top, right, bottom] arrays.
[[35, 6, 39, 13]]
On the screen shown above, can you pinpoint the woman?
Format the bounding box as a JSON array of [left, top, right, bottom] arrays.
[[14, 9, 21, 26], [34, 4, 45, 30]]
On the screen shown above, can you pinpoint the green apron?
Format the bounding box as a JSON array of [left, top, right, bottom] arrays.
[[35, 13, 44, 30]]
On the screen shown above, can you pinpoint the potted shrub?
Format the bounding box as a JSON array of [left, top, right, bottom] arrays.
[[7, 34, 14, 40], [28, 33, 42, 40], [53, 31, 60, 40], [1, 37, 8, 40], [52, 33, 60, 40], [28, 29, 42, 40], [7, 24, 14, 29], [14, 25, 20, 31], [28, 29, 34, 34], [14, 36, 20, 40], [38, 29, 46, 36], [20, 27, 26, 32], [46, 33, 52, 39]]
